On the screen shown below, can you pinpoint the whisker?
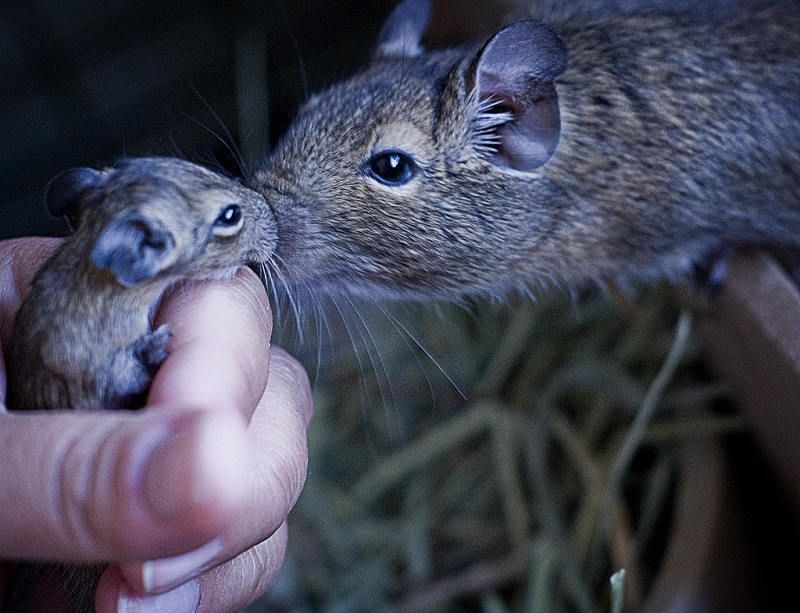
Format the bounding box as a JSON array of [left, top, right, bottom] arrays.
[[309, 286, 338, 396], [179, 85, 247, 178], [274, 0, 310, 101], [325, 292, 372, 405], [258, 261, 279, 321], [341, 293, 402, 440], [269, 253, 306, 344], [372, 298, 467, 401]]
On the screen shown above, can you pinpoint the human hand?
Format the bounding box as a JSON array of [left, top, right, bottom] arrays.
[[0, 237, 313, 612]]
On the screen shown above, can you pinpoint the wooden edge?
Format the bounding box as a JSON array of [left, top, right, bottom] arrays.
[[698, 250, 800, 511], [643, 435, 755, 612]]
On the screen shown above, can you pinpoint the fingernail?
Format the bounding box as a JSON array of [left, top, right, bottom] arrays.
[[118, 579, 200, 613], [140, 538, 223, 593], [141, 412, 250, 521]]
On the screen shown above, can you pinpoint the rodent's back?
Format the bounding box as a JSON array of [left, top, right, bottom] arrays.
[[254, 0, 800, 297], [547, 5, 800, 280]]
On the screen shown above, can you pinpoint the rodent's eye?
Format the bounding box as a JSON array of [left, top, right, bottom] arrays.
[[366, 150, 417, 186], [212, 204, 244, 237]]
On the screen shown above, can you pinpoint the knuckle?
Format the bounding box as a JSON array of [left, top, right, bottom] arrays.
[[197, 526, 288, 613], [57, 425, 113, 558]]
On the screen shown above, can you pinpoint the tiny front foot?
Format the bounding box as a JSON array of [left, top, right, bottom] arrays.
[[133, 323, 172, 376]]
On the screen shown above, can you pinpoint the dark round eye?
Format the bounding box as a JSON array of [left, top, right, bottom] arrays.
[[215, 204, 242, 226], [366, 151, 417, 186], [212, 204, 243, 236]]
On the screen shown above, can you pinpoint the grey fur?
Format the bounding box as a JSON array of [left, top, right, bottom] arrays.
[[5, 0, 800, 609], [253, 0, 800, 299]]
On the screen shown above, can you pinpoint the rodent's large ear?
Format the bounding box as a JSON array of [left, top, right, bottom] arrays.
[[91, 214, 177, 287], [470, 21, 568, 171], [375, 0, 431, 58], [45, 167, 105, 229]]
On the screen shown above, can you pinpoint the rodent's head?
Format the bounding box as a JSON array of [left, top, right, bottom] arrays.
[[46, 157, 277, 287], [254, 0, 568, 299]]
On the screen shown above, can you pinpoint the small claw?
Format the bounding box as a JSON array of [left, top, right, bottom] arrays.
[[134, 324, 172, 375]]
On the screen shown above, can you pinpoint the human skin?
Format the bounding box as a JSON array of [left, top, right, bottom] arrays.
[[0, 237, 313, 613]]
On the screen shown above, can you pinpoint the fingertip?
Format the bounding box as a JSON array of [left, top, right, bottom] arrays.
[[267, 347, 314, 428], [97, 566, 202, 613], [119, 537, 222, 595], [95, 565, 125, 613], [147, 268, 273, 419], [192, 522, 290, 613]]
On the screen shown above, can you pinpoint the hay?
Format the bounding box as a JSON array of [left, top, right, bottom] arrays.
[[254, 285, 740, 612]]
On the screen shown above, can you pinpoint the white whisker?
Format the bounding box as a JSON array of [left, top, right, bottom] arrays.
[[340, 293, 402, 437], [269, 253, 306, 344], [371, 298, 466, 401]]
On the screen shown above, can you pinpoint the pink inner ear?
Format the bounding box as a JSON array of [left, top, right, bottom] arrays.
[[472, 20, 568, 171], [489, 87, 562, 171], [475, 81, 562, 171]]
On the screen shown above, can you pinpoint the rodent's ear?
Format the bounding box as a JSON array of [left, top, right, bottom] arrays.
[[91, 214, 177, 287], [374, 0, 431, 58], [470, 21, 568, 171], [45, 167, 105, 229]]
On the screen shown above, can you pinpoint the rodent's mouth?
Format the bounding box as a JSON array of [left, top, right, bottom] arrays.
[[243, 245, 265, 264]]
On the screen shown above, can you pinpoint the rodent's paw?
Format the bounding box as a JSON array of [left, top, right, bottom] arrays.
[[105, 326, 171, 409], [133, 324, 172, 375], [674, 248, 733, 312]]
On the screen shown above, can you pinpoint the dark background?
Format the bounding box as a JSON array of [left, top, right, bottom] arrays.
[[3, 2, 799, 609], [0, 0, 398, 239]]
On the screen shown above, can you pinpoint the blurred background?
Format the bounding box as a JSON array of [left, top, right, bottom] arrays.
[[0, 0, 512, 239], [3, 1, 799, 611], [0, 0, 398, 238]]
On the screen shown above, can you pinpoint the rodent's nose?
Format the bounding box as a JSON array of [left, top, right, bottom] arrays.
[[252, 205, 280, 258]]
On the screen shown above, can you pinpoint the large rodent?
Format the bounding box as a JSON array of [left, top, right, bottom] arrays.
[[4, 0, 799, 609], [7, 156, 276, 412], [253, 0, 800, 299]]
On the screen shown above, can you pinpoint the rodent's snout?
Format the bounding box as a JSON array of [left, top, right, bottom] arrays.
[[248, 195, 280, 263], [244, 175, 284, 259]]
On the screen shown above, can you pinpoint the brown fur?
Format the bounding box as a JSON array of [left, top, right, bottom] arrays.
[[5, 1, 800, 610], [8, 157, 276, 411], [253, 0, 800, 299]]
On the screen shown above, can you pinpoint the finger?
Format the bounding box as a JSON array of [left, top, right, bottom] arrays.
[[95, 523, 289, 613], [148, 267, 273, 420], [0, 251, 270, 563], [0, 407, 250, 562], [194, 521, 289, 613], [0, 237, 61, 306], [120, 347, 312, 595], [229, 347, 312, 540]]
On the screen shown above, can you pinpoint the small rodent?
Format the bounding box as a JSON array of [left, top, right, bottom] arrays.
[[253, 0, 800, 298], [7, 156, 276, 412], [4, 157, 276, 613]]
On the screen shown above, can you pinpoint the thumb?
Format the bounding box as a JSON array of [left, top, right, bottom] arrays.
[[0, 407, 251, 564]]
